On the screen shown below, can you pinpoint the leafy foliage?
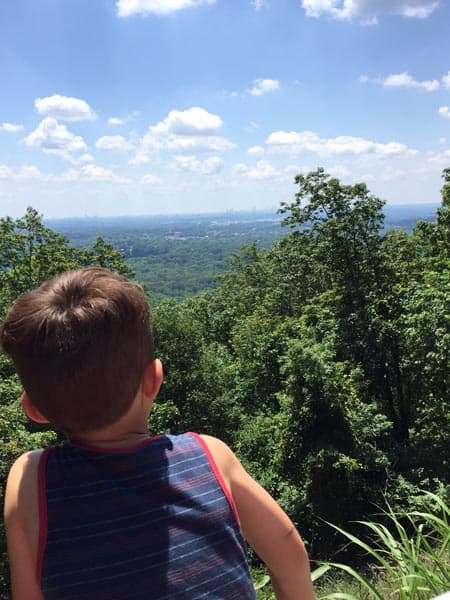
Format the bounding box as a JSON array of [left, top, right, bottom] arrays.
[[1, 170, 450, 595], [319, 492, 450, 599]]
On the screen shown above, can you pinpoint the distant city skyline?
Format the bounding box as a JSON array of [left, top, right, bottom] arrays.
[[1, 0, 450, 218]]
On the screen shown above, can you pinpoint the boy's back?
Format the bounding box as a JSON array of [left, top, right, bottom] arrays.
[[36, 433, 256, 600]]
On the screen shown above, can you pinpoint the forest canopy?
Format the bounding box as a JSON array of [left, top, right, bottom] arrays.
[[0, 169, 449, 594]]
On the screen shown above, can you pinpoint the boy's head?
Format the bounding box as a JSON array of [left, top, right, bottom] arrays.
[[0, 268, 153, 434]]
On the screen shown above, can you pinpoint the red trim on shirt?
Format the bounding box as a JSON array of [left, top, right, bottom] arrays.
[[36, 446, 51, 585], [188, 432, 241, 527]]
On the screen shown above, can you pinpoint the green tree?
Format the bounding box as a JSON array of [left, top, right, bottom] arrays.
[[0, 208, 79, 314], [278, 169, 412, 444], [0, 207, 135, 317], [85, 236, 134, 279]]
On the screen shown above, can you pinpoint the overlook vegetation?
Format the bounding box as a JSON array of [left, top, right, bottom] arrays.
[[47, 212, 286, 304], [46, 204, 437, 305], [1, 168, 449, 597]]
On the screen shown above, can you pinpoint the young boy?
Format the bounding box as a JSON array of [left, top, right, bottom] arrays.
[[1, 267, 315, 600]]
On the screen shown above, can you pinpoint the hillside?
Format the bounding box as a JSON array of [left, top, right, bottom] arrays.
[[46, 204, 439, 302]]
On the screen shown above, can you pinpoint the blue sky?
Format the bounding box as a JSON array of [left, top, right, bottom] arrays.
[[1, 0, 450, 218]]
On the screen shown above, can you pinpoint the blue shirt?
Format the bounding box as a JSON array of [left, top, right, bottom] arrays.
[[37, 432, 257, 600]]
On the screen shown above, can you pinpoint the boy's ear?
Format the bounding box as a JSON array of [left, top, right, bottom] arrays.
[[21, 392, 50, 424], [142, 358, 163, 401]]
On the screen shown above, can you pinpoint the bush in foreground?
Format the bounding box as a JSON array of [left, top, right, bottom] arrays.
[[319, 491, 450, 599]]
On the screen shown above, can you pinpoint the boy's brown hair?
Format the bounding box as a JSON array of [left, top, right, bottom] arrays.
[[0, 268, 153, 433]]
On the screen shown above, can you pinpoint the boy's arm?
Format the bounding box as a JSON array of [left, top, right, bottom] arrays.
[[200, 435, 315, 600], [4, 451, 44, 600]]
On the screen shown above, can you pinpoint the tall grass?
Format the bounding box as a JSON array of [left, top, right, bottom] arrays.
[[318, 491, 450, 599]]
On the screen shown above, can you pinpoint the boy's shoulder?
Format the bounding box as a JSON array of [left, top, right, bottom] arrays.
[[7, 449, 44, 490], [196, 434, 236, 474], [5, 449, 44, 528], [197, 433, 231, 456], [4, 450, 47, 600], [196, 434, 246, 498]]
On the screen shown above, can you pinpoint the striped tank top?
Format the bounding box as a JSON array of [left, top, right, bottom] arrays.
[[37, 432, 257, 600]]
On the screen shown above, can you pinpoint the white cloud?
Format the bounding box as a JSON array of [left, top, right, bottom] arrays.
[[35, 94, 96, 121], [117, 0, 215, 17], [18, 165, 41, 179], [174, 155, 224, 175], [302, 0, 439, 23], [23, 118, 87, 158], [0, 122, 24, 132], [234, 159, 279, 180], [0, 164, 42, 180], [439, 106, 450, 119], [266, 130, 414, 156], [129, 152, 152, 166], [108, 112, 139, 126], [141, 173, 162, 185], [152, 107, 223, 136], [76, 153, 94, 164], [362, 70, 450, 92], [131, 107, 234, 163], [284, 164, 311, 176], [80, 164, 131, 184], [95, 135, 134, 151], [251, 0, 268, 9], [302, 0, 341, 18], [442, 71, 450, 89], [247, 78, 280, 96], [51, 166, 130, 184], [427, 149, 450, 164], [231, 78, 280, 98], [0, 165, 13, 179], [62, 152, 94, 166], [328, 164, 351, 178], [50, 168, 81, 183], [248, 160, 278, 179], [383, 72, 439, 92], [165, 136, 234, 153], [248, 146, 265, 154]]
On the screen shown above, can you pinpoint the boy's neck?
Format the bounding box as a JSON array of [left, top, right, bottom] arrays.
[[67, 395, 152, 449], [65, 386, 156, 450], [68, 428, 152, 450]]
